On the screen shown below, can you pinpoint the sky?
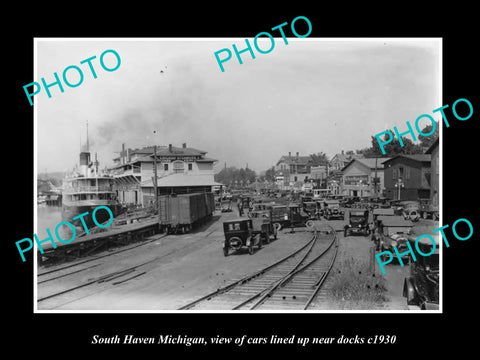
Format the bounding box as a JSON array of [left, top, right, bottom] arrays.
[[35, 38, 441, 175]]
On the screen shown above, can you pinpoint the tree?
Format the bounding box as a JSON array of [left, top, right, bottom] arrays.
[[417, 121, 439, 149], [264, 166, 276, 182], [309, 152, 329, 166], [214, 166, 256, 187]]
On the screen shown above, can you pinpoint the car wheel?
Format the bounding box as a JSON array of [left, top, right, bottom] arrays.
[[306, 220, 314, 228]]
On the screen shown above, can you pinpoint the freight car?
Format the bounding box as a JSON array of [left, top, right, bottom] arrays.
[[158, 192, 215, 234]]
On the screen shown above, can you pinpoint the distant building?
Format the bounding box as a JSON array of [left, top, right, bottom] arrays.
[[383, 154, 432, 201], [110, 143, 220, 206], [340, 158, 389, 197], [275, 152, 313, 187], [425, 138, 439, 207], [330, 151, 364, 171]]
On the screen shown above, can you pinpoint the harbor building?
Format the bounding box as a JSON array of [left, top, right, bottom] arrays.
[[110, 143, 220, 206], [383, 154, 432, 200], [340, 158, 389, 197]]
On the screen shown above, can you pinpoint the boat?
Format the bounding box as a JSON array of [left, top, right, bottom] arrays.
[[62, 150, 123, 230]]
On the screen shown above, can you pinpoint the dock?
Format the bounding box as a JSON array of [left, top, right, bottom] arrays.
[[37, 215, 160, 266]]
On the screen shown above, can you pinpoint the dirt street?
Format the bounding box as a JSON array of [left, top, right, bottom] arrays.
[[37, 212, 434, 311]]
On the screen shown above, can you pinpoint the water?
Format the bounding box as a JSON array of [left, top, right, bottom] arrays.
[[36, 205, 69, 238]]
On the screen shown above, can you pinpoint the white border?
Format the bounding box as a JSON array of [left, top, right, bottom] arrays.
[[33, 37, 443, 314]]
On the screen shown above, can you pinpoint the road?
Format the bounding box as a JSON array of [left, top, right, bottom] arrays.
[[37, 211, 421, 311]]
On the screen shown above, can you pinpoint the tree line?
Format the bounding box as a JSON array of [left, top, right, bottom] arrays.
[[214, 122, 438, 185]]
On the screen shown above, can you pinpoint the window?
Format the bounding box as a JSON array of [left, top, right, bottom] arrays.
[[164, 163, 169, 171], [228, 223, 241, 231], [173, 161, 185, 173], [392, 168, 397, 180], [188, 163, 193, 171], [405, 167, 410, 180]]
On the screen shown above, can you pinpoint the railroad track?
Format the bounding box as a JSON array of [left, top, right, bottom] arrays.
[[178, 225, 339, 311], [37, 222, 223, 309]]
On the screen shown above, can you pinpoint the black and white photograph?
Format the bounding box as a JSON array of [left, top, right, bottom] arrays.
[[34, 38, 441, 312], [7, 7, 478, 355]]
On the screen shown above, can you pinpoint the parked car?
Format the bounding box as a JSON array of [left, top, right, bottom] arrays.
[[323, 200, 344, 220], [376, 216, 413, 263], [222, 218, 262, 256], [403, 235, 439, 309], [344, 209, 369, 236], [403, 208, 420, 222], [302, 201, 320, 220], [250, 209, 277, 244]]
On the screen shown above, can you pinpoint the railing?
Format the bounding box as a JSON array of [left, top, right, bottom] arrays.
[[63, 185, 114, 194]]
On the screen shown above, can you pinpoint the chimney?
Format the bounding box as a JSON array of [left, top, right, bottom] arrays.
[[288, 152, 291, 158], [341, 150, 344, 155], [182, 142, 187, 148], [122, 143, 125, 164], [127, 148, 131, 163], [169, 144, 172, 152], [296, 152, 299, 158]]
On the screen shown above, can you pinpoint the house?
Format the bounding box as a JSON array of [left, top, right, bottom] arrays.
[[340, 158, 389, 197], [110, 143, 220, 206], [425, 138, 439, 207], [275, 152, 313, 187], [382, 154, 432, 201], [330, 151, 364, 171]]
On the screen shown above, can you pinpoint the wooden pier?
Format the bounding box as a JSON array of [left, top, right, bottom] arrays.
[[37, 215, 160, 267]]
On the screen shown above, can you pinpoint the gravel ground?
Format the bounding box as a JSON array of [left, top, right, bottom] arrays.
[[37, 212, 439, 311]]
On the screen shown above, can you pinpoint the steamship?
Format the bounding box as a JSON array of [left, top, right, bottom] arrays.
[[62, 150, 123, 230]]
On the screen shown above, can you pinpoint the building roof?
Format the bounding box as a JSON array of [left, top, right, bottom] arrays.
[[114, 145, 207, 160], [331, 153, 364, 163], [425, 137, 439, 154], [141, 173, 222, 188], [341, 157, 390, 172], [382, 154, 431, 164], [276, 155, 313, 166]]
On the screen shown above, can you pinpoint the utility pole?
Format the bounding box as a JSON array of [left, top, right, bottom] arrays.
[[153, 145, 158, 214]]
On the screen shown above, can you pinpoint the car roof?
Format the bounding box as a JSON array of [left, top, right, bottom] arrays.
[[224, 218, 250, 223], [373, 208, 395, 215], [378, 216, 412, 227]]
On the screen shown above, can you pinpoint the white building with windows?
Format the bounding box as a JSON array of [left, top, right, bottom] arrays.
[[110, 143, 219, 206], [340, 158, 389, 197]]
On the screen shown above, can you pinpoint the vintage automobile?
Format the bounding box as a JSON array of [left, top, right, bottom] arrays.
[[371, 209, 395, 249], [419, 198, 439, 220], [344, 209, 369, 236], [271, 205, 289, 230], [222, 218, 262, 256], [323, 200, 344, 220], [403, 234, 439, 310], [287, 203, 313, 228], [340, 196, 360, 208], [403, 208, 421, 222], [250, 209, 278, 244], [376, 216, 413, 264], [302, 201, 320, 220], [248, 201, 276, 216]]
